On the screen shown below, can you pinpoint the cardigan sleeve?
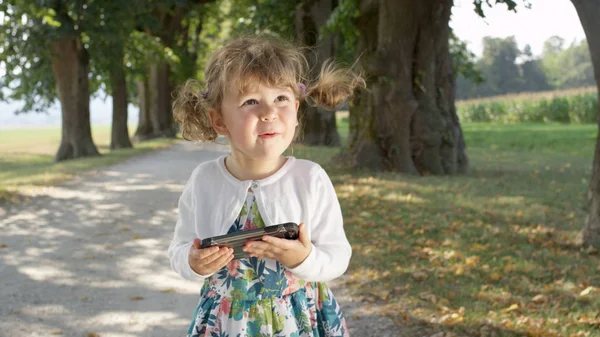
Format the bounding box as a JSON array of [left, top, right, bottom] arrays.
[[287, 167, 352, 282], [167, 172, 213, 282]]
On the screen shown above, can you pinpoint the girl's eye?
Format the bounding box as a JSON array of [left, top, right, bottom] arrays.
[[242, 99, 258, 106], [276, 95, 289, 102]]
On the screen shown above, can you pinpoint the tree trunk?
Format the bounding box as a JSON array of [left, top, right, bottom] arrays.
[[571, 0, 600, 248], [149, 60, 176, 137], [134, 60, 176, 139], [134, 77, 153, 141], [110, 43, 133, 150], [342, 0, 468, 174], [296, 0, 340, 146], [50, 36, 100, 162], [135, 4, 185, 142]]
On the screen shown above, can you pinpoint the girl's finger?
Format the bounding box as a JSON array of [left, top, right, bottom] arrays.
[[251, 250, 275, 260], [297, 223, 310, 248], [216, 254, 235, 270], [206, 250, 233, 270], [196, 246, 220, 259], [199, 247, 231, 266], [262, 235, 292, 249], [254, 244, 285, 258], [245, 241, 270, 252]]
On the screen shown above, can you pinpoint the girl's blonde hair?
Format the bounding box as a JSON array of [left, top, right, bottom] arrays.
[[173, 35, 364, 142]]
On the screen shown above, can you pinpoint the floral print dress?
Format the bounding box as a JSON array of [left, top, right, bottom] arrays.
[[188, 191, 348, 337]]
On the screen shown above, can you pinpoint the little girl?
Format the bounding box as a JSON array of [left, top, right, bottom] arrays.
[[169, 35, 363, 337]]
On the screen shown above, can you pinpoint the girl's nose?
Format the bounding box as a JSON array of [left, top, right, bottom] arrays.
[[261, 105, 277, 122]]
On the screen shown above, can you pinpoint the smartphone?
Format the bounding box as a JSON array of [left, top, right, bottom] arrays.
[[199, 222, 299, 259]]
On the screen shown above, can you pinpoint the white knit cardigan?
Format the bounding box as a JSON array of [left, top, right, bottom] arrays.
[[168, 156, 352, 283]]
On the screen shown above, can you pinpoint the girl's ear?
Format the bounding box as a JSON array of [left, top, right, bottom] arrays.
[[208, 109, 229, 136]]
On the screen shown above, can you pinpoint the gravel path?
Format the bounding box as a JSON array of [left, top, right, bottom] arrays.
[[0, 142, 397, 337]]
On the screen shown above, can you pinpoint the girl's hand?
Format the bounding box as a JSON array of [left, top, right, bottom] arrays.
[[188, 238, 234, 276], [243, 223, 312, 268]]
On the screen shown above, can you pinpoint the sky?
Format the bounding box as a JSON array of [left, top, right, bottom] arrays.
[[0, 0, 590, 128], [451, 0, 586, 57]]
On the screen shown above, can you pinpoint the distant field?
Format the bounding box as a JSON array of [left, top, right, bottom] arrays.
[[457, 87, 597, 105], [457, 87, 598, 124], [0, 125, 175, 200]]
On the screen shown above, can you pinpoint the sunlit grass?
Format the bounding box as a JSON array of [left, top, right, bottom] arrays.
[[292, 118, 598, 336], [0, 125, 176, 198], [462, 123, 596, 158]]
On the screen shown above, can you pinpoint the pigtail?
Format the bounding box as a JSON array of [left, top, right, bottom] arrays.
[[172, 79, 218, 142], [305, 61, 365, 110]]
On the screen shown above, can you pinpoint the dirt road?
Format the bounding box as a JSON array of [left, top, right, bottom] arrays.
[[0, 142, 397, 337]]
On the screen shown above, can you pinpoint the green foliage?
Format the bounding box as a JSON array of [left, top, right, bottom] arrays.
[[473, 0, 526, 18], [456, 36, 556, 99], [568, 93, 598, 123], [457, 89, 598, 124], [0, 1, 61, 113], [481, 36, 524, 93], [541, 37, 595, 90], [0, 0, 151, 112], [227, 0, 297, 38], [457, 33, 594, 101], [449, 31, 484, 84], [180, 0, 299, 85], [175, 0, 231, 86], [323, 0, 359, 65], [85, 0, 151, 99], [0, 0, 207, 113]]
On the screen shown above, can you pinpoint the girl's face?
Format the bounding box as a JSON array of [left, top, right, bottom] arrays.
[[210, 82, 299, 162]]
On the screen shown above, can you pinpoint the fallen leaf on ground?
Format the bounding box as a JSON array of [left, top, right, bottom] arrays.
[[411, 270, 428, 281], [577, 314, 600, 325], [88, 333, 100, 337], [160, 288, 176, 293], [502, 304, 519, 313], [0, 244, 7, 248], [580, 286, 597, 296], [131, 235, 142, 240], [490, 273, 502, 281], [50, 331, 63, 335], [129, 296, 144, 301], [419, 292, 437, 304], [532, 294, 547, 304], [371, 289, 390, 301]]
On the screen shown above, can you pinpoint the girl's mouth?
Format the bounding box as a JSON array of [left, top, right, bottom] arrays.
[[259, 132, 278, 139]]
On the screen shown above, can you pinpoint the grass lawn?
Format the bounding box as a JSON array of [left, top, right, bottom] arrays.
[[0, 125, 176, 202], [291, 120, 599, 337]]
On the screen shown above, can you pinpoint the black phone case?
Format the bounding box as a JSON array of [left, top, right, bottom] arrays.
[[199, 222, 299, 259]]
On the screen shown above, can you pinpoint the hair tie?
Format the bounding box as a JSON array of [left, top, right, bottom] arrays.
[[201, 91, 208, 100], [297, 83, 306, 97]]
